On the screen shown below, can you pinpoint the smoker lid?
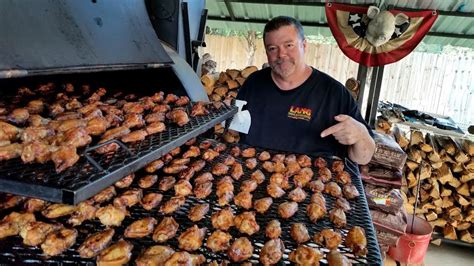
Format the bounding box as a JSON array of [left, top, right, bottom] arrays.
[[0, 0, 173, 78]]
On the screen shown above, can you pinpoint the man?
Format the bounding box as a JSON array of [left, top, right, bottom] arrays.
[[237, 16, 375, 165]]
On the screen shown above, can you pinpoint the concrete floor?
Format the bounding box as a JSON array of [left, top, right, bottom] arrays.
[[385, 243, 474, 266]]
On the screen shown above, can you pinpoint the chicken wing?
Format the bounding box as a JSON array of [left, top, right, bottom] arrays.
[[190, 101, 209, 116], [288, 187, 307, 203], [343, 184, 360, 200], [230, 146, 240, 157], [23, 198, 47, 213], [137, 174, 158, 189], [336, 197, 351, 212], [190, 159, 206, 172], [241, 147, 256, 158], [314, 157, 327, 168], [313, 228, 342, 250], [251, 169, 266, 184], [307, 179, 325, 193], [95, 205, 127, 227], [166, 108, 189, 127], [146, 121, 166, 135], [19, 221, 62, 246], [346, 226, 367, 256], [68, 200, 97, 226], [121, 129, 148, 143], [194, 181, 213, 199], [234, 191, 253, 209], [327, 250, 351, 266], [336, 171, 352, 185], [269, 173, 290, 190], [0, 143, 23, 161], [212, 163, 229, 176], [145, 159, 164, 173], [51, 145, 79, 173], [159, 196, 186, 214], [260, 238, 285, 265], [0, 211, 36, 239], [188, 203, 210, 222], [203, 148, 219, 161], [124, 217, 157, 238], [164, 251, 205, 266], [234, 211, 259, 236], [96, 239, 133, 266], [262, 161, 275, 173], [289, 246, 323, 266], [93, 186, 116, 204], [228, 237, 253, 263], [178, 225, 207, 251], [0, 122, 21, 142], [266, 183, 285, 198], [152, 217, 179, 243], [78, 228, 115, 258], [296, 154, 312, 167], [123, 102, 145, 114], [182, 146, 200, 159], [145, 112, 166, 123], [278, 201, 298, 219], [211, 207, 235, 231], [206, 230, 232, 253], [265, 219, 281, 239], [174, 179, 193, 197], [324, 182, 342, 197], [141, 193, 163, 211], [136, 245, 175, 266], [332, 160, 345, 174], [245, 158, 257, 170], [291, 223, 310, 244], [41, 228, 78, 256], [230, 162, 244, 180], [240, 179, 257, 193], [163, 164, 188, 174], [8, 108, 29, 124], [113, 188, 143, 208], [329, 208, 347, 228], [306, 202, 327, 223], [178, 167, 195, 180], [318, 167, 332, 183], [85, 117, 109, 136], [42, 203, 76, 219], [253, 197, 273, 214], [258, 151, 271, 161], [159, 176, 176, 191]]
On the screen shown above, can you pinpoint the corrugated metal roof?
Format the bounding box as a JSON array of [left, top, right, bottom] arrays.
[[206, 0, 474, 49]]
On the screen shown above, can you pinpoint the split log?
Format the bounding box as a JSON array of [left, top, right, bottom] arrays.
[[201, 74, 216, 88], [410, 130, 424, 147], [457, 183, 470, 197], [406, 170, 418, 188], [429, 218, 447, 228], [425, 211, 437, 221], [240, 66, 258, 78], [437, 163, 454, 185], [455, 194, 470, 207], [440, 186, 452, 197], [443, 224, 457, 240], [459, 230, 474, 243], [454, 151, 470, 164], [456, 222, 471, 231], [441, 196, 454, 208], [420, 143, 433, 153], [451, 162, 464, 173], [420, 161, 432, 180], [218, 72, 230, 84], [226, 69, 240, 80], [226, 79, 240, 90], [406, 160, 419, 171], [447, 206, 461, 217], [407, 147, 423, 163], [461, 139, 474, 156]]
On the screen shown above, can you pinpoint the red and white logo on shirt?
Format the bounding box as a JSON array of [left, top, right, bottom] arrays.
[[288, 106, 312, 121]]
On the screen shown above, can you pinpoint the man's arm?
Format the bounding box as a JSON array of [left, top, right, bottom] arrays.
[[320, 115, 375, 165]]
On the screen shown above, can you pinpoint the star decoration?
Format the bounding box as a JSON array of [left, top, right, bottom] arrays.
[[394, 27, 402, 36], [349, 13, 360, 22]]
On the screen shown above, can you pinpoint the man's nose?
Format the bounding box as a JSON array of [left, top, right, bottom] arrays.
[[278, 47, 287, 58]]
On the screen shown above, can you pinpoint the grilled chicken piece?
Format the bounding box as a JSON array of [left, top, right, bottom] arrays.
[[0, 143, 23, 161], [223, 155, 236, 166], [28, 114, 50, 127], [289, 246, 324, 266], [95, 205, 127, 227], [85, 117, 109, 136], [159, 176, 176, 191], [51, 145, 79, 172], [307, 179, 325, 193], [285, 161, 302, 177], [178, 225, 207, 251], [146, 121, 166, 135], [329, 208, 347, 228], [93, 186, 117, 204], [260, 238, 285, 265], [199, 140, 213, 150], [166, 108, 189, 127], [234, 191, 253, 209], [0, 211, 36, 239], [136, 245, 175, 266], [202, 148, 219, 161], [49, 103, 65, 117], [152, 104, 170, 113], [8, 108, 29, 124], [241, 147, 256, 158], [262, 161, 275, 173], [231, 162, 244, 180], [122, 113, 145, 129], [0, 121, 21, 141], [137, 174, 158, 189], [26, 99, 45, 114], [318, 167, 332, 183], [174, 179, 193, 197], [153, 217, 179, 243], [0, 194, 24, 210], [206, 230, 232, 253], [314, 157, 327, 168], [41, 228, 78, 256], [228, 237, 253, 263], [113, 188, 143, 208], [269, 173, 290, 190], [214, 143, 227, 153], [23, 198, 47, 213], [65, 98, 83, 110], [145, 112, 165, 123], [251, 169, 265, 184], [20, 126, 54, 143], [182, 146, 200, 158], [163, 164, 188, 174], [346, 226, 368, 256], [96, 239, 133, 266], [211, 207, 235, 231], [267, 183, 285, 198], [288, 187, 307, 203], [291, 223, 310, 244], [60, 127, 92, 148], [245, 158, 258, 170], [103, 113, 123, 128], [20, 221, 62, 246], [194, 172, 213, 185], [124, 217, 157, 238], [84, 108, 103, 120], [101, 126, 131, 142], [230, 146, 240, 157], [265, 219, 281, 239], [273, 162, 287, 173], [190, 101, 209, 116], [164, 251, 205, 266], [343, 184, 360, 199], [240, 179, 258, 193], [336, 171, 352, 185], [178, 167, 195, 180], [194, 181, 213, 199], [188, 203, 210, 222], [159, 196, 186, 214], [306, 202, 327, 223], [258, 151, 271, 161], [310, 192, 327, 206], [216, 176, 234, 206], [325, 182, 342, 197], [150, 91, 165, 103], [253, 197, 272, 214], [278, 201, 298, 219], [271, 154, 284, 163], [42, 204, 76, 219], [314, 229, 342, 250], [212, 163, 229, 176], [234, 211, 259, 235], [68, 200, 97, 226], [163, 93, 179, 104], [121, 129, 148, 142], [141, 193, 163, 211], [145, 159, 164, 173], [123, 102, 145, 114], [54, 119, 87, 132], [190, 159, 206, 172], [78, 228, 115, 258], [336, 197, 351, 212], [327, 250, 351, 266], [332, 160, 345, 174], [297, 154, 312, 167]]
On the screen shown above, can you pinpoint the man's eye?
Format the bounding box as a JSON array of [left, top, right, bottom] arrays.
[[287, 43, 294, 48], [268, 47, 276, 52]]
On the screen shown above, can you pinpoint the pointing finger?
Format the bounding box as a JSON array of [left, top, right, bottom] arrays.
[[321, 122, 344, 138]]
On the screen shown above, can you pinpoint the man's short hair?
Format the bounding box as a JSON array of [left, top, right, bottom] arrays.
[[263, 16, 305, 43]]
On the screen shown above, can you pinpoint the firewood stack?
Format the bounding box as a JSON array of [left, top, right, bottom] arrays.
[[393, 126, 474, 243]]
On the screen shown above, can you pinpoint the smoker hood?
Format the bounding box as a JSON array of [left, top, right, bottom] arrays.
[[0, 0, 173, 78]]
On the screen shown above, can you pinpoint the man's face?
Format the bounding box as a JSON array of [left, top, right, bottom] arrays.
[[264, 25, 307, 78]]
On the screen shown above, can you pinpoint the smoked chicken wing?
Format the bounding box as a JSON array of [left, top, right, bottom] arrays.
[[153, 217, 179, 243], [260, 238, 284, 265], [78, 228, 115, 258], [124, 217, 157, 238], [41, 228, 78, 256], [178, 225, 207, 251], [206, 230, 232, 253]]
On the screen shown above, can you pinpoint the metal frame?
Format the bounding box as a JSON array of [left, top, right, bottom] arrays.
[[365, 66, 384, 127]]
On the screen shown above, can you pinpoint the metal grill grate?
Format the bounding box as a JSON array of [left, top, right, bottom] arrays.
[[0, 141, 382, 265]]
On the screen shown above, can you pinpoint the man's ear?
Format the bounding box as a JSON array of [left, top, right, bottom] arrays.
[[394, 13, 409, 25], [367, 6, 380, 19], [302, 38, 307, 51]]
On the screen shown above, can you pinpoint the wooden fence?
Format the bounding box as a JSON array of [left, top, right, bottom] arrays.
[[202, 35, 473, 130]]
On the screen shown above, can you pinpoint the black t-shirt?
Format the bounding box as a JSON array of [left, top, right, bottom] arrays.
[[236, 67, 372, 158]]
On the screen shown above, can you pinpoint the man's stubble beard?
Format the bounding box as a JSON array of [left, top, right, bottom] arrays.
[[270, 59, 296, 78]]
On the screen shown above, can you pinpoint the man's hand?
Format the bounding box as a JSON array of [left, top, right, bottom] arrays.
[[320, 114, 375, 165], [320, 115, 367, 145]]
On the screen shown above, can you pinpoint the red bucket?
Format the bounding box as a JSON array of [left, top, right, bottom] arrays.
[[388, 215, 433, 264]]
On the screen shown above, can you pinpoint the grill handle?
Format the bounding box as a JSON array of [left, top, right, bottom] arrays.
[[83, 139, 133, 172]]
